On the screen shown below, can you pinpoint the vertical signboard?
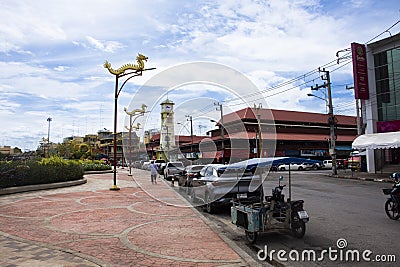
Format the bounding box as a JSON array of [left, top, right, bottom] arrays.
[[351, 42, 369, 99]]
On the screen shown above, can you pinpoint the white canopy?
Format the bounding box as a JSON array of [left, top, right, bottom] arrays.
[[352, 131, 400, 149]]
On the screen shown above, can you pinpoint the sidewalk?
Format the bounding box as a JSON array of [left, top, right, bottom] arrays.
[[332, 169, 393, 183], [0, 168, 260, 267]]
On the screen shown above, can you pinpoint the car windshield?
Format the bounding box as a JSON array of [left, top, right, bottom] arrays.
[[169, 163, 183, 168], [190, 166, 204, 172]]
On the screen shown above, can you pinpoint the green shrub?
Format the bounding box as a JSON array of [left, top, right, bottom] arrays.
[[81, 160, 112, 171], [0, 156, 84, 188]]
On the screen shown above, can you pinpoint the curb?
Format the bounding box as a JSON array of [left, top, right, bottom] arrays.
[[329, 175, 392, 183], [84, 170, 113, 174], [0, 178, 87, 195]]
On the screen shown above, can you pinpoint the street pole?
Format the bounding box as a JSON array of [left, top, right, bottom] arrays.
[[124, 105, 146, 177], [103, 53, 155, 191], [254, 104, 262, 158], [186, 115, 194, 157], [47, 117, 52, 157], [346, 85, 362, 135], [215, 103, 225, 164], [311, 68, 337, 175], [113, 75, 119, 189]]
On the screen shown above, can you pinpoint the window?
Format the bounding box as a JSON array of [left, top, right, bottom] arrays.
[[374, 48, 400, 122]]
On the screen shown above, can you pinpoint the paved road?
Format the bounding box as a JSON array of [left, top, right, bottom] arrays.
[[190, 171, 400, 267]]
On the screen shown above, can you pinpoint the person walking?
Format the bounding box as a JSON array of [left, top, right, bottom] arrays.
[[149, 161, 158, 184]]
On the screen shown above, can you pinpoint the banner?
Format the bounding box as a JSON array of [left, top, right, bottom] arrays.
[[351, 42, 369, 99]]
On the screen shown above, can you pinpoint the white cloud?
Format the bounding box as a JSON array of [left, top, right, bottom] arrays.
[[0, 0, 399, 150], [86, 36, 125, 53]]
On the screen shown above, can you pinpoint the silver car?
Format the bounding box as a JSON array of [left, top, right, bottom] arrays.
[[191, 164, 263, 213]]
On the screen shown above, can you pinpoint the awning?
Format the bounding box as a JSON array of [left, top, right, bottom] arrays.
[[352, 131, 400, 149]]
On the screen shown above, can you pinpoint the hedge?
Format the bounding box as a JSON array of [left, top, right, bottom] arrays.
[[0, 157, 85, 188]]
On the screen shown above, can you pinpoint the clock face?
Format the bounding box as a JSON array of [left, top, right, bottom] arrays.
[[164, 105, 172, 111]]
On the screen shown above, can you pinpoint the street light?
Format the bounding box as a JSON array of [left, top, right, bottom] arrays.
[[104, 53, 155, 191], [47, 117, 52, 157], [124, 104, 146, 176], [307, 93, 328, 106]]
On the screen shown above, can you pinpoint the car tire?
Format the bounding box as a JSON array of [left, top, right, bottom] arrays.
[[298, 166, 303, 171], [204, 193, 215, 214], [191, 190, 198, 204]]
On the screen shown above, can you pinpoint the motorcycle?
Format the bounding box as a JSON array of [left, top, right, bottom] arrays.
[[266, 177, 309, 238], [231, 175, 309, 243], [382, 187, 400, 220]]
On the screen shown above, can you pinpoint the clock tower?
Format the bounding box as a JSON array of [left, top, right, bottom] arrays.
[[160, 98, 175, 152]]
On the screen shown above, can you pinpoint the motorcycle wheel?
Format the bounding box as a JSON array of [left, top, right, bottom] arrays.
[[291, 215, 306, 238], [245, 230, 258, 244], [385, 199, 400, 220]]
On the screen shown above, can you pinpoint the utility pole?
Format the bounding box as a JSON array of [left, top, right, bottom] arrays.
[[346, 85, 362, 135], [186, 115, 194, 155], [47, 117, 52, 158], [214, 103, 225, 164], [254, 104, 262, 158], [311, 68, 337, 175]]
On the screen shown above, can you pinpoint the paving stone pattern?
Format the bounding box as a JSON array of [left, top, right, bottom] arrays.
[[0, 169, 249, 267]]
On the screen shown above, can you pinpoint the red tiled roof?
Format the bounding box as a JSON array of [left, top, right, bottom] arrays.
[[221, 107, 357, 126], [210, 131, 355, 142]]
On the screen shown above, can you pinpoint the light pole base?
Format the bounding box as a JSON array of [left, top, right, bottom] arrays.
[[128, 174, 132, 176], [110, 185, 120, 191]]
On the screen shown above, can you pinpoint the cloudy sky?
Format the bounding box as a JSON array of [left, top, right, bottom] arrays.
[[1, 0, 399, 151]]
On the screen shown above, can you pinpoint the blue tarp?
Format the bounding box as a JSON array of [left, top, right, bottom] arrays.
[[221, 157, 323, 172]]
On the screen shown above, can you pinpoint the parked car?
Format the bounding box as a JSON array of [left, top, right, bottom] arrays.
[[142, 160, 154, 170], [163, 162, 185, 180], [322, 160, 333, 169], [277, 162, 308, 171], [178, 164, 205, 188], [191, 164, 263, 213]]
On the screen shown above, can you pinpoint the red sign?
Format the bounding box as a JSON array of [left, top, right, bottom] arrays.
[[377, 120, 400, 133], [351, 42, 369, 99]]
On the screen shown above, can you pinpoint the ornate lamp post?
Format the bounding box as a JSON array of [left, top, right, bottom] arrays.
[[124, 104, 147, 176], [104, 54, 155, 190]]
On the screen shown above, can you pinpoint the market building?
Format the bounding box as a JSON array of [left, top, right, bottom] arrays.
[[145, 107, 358, 164]]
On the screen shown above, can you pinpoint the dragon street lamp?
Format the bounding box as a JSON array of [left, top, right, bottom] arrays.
[[104, 53, 155, 191], [124, 104, 146, 177]]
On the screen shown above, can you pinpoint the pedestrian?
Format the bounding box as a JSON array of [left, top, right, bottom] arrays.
[[149, 161, 158, 184]]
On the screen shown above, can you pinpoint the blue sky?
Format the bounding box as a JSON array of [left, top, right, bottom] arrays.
[[1, 0, 399, 151]]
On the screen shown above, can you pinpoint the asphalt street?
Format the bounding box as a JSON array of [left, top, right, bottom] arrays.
[[191, 170, 400, 267]]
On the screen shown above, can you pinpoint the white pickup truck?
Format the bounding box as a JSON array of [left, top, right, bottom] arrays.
[[163, 162, 185, 180]]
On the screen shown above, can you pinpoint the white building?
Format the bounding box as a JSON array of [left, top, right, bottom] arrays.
[[353, 33, 400, 173]]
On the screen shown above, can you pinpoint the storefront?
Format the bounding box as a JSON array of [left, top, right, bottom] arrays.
[[358, 33, 400, 172]]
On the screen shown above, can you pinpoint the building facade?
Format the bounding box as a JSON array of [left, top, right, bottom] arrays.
[[206, 108, 357, 163], [355, 33, 400, 173]]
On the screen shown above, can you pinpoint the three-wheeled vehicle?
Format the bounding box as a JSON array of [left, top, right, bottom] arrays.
[[231, 166, 309, 243]]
